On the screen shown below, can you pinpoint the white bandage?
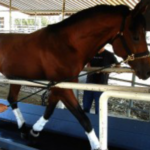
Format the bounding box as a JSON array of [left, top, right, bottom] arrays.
[[13, 108, 25, 128], [86, 129, 100, 150], [33, 116, 48, 132]]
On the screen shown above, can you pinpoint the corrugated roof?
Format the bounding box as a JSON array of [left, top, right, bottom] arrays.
[[0, 0, 150, 30], [0, 0, 140, 15]]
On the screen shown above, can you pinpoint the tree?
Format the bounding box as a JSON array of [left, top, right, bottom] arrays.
[[41, 17, 49, 26], [15, 19, 21, 25]]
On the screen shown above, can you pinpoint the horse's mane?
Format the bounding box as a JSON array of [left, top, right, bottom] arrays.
[[131, 13, 146, 29], [47, 4, 146, 31], [47, 5, 130, 30], [63, 5, 130, 24]]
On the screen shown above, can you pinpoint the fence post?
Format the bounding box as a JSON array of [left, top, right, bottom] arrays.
[[127, 73, 135, 117], [100, 91, 150, 150]]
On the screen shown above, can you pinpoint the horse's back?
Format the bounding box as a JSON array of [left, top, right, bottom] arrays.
[[0, 26, 82, 81], [0, 31, 47, 79]]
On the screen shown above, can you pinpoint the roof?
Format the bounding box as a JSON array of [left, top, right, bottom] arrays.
[[0, 0, 140, 15], [0, 0, 149, 30]]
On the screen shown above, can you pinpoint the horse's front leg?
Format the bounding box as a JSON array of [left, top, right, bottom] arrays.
[[44, 88, 100, 150], [60, 89, 100, 150], [7, 84, 27, 139], [29, 89, 58, 144], [29, 88, 100, 150]]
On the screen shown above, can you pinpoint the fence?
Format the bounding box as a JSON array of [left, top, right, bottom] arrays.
[[0, 67, 150, 119], [0, 76, 150, 150], [83, 67, 150, 120], [99, 91, 150, 150]]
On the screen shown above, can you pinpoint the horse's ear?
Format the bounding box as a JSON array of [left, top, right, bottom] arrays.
[[132, 0, 149, 17]]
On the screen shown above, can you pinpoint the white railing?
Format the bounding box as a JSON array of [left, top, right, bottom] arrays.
[[99, 91, 150, 150], [0, 74, 150, 149], [0, 77, 150, 93]]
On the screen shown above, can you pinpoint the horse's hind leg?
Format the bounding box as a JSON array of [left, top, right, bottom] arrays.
[[60, 89, 100, 150], [7, 84, 27, 138], [29, 88, 100, 150]]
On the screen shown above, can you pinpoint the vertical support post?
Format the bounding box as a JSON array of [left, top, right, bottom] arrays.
[[9, 0, 12, 32], [34, 12, 37, 31], [99, 91, 150, 150], [62, 0, 66, 20], [127, 73, 135, 117], [21, 18, 22, 32], [99, 96, 108, 150]]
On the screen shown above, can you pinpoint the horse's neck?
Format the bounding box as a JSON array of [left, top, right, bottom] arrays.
[[66, 14, 122, 64]]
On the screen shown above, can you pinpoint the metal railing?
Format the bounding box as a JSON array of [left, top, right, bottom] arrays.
[[0, 76, 149, 150], [83, 67, 150, 120], [99, 91, 150, 150]]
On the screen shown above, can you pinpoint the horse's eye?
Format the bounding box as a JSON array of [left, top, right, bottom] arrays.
[[133, 36, 140, 41]]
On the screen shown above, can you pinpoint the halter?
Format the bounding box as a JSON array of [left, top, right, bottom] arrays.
[[112, 16, 150, 63]]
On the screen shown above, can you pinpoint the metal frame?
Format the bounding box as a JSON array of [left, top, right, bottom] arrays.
[[99, 91, 150, 150], [0, 76, 149, 93], [0, 76, 150, 150], [0, 0, 140, 15]]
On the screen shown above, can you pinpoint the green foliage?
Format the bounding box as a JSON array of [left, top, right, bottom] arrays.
[[15, 19, 21, 25], [27, 19, 35, 25], [22, 19, 28, 25], [15, 17, 49, 27], [15, 19, 36, 25], [41, 17, 49, 26]]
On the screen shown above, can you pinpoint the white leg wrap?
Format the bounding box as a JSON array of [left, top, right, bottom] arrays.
[[86, 129, 100, 150], [33, 116, 48, 132], [13, 108, 25, 128]]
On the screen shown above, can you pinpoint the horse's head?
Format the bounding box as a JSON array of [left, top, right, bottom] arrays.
[[112, 1, 150, 80]]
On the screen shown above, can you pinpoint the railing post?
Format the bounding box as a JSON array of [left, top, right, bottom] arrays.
[[99, 94, 108, 150], [9, 0, 12, 32], [99, 91, 150, 150], [127, 73, 135, 117], [62, 0, 66, 20]]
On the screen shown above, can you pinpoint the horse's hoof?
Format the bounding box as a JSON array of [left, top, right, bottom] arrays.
[[19, 123, 28, 140], [28, 129, 40, 146], [21, 132, 28, 140]]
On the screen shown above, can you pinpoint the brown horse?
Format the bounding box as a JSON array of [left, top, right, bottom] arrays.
[[0, 1, 150, 150]]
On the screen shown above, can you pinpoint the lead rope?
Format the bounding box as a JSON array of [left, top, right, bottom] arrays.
[[5, 61, 122, 109], [11, 50, 150, 107]]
